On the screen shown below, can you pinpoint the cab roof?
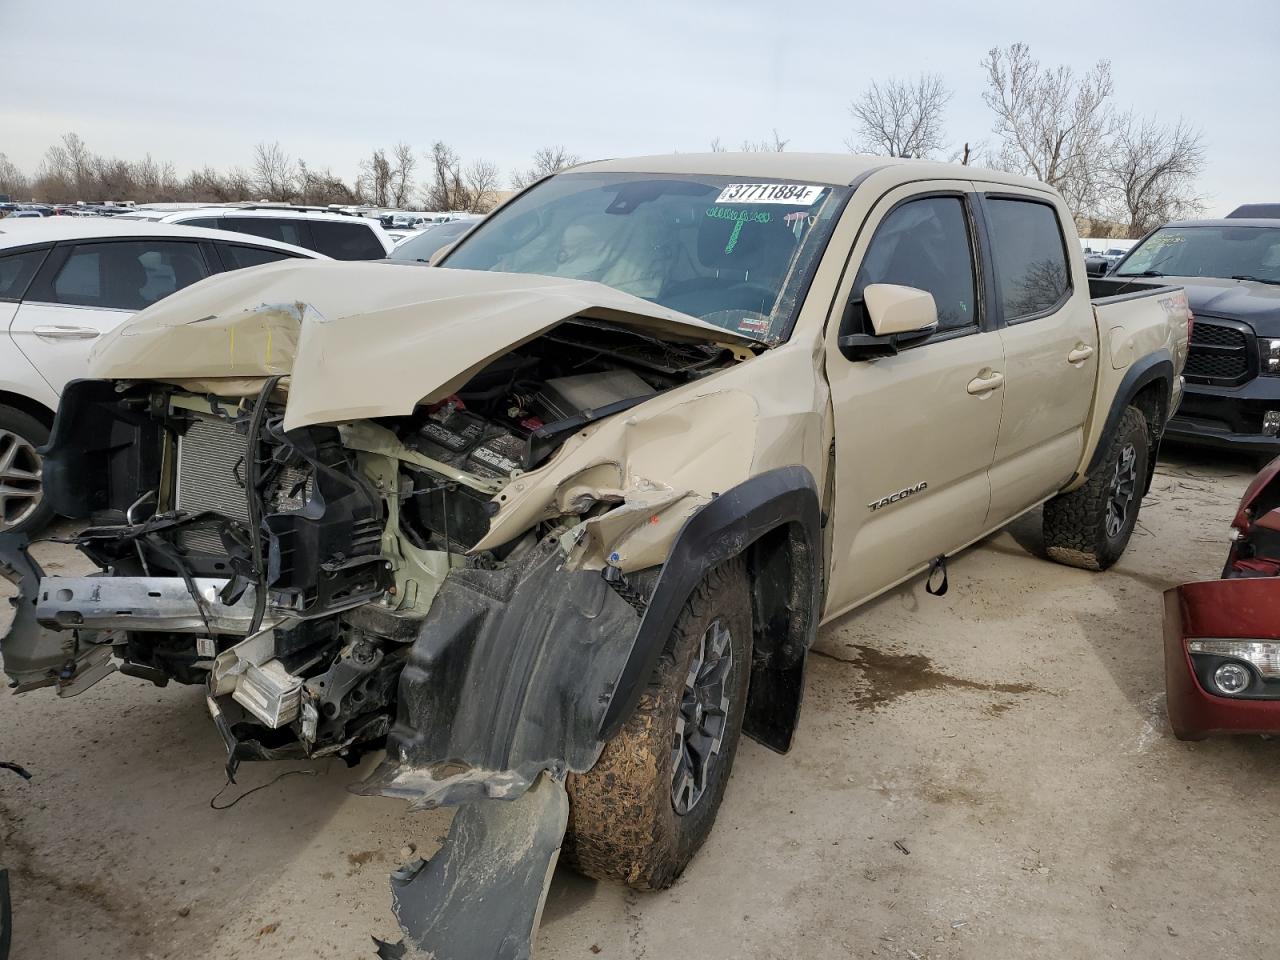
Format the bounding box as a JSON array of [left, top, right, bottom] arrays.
[[572, 152, 1053, 192]]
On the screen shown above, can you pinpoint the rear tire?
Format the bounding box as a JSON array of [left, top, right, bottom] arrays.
[[563, 558, 753, 890], [1043, 406, 1150, 571], [0, 406, 53, 536]]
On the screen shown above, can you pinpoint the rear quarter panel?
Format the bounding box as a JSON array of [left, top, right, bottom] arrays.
[[1066, 286, 1190, 490]]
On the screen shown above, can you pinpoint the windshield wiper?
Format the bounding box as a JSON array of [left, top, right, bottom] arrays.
[[1127, 270, 1166, 277], [1231, 275, 1280, 286]]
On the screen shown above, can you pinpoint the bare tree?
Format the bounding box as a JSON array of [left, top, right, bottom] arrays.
[[185, 165, 230, 202], [0, 135, 502, 211], [848, 74, 952, 158], [422, 141, 464, 210], [0, 153, 30, 199], [464, 160, 501, 212], [358, 148, 393, 206], [223, 166, 255, 201], [35, 132, 95, 200], [389, 142, 417, 207], [130, 154, 179, 201], [705, 133, 786, 153], [739, 130, 788, 152], [981, 43, 1115, 218], [1104, 113, 1205, 237], [298, 160, 355, 206], [511, 145, 581, 189], [252, 141, 297, 201]]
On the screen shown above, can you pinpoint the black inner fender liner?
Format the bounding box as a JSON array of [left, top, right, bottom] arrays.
[[600, 465, 823, 744], [355, 538, 641, 809]]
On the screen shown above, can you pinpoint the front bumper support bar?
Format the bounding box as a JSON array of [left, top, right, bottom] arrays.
[[34, 576, 271, 634]]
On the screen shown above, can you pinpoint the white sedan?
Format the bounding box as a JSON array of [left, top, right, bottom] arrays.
[[0, 218, 324, 532]]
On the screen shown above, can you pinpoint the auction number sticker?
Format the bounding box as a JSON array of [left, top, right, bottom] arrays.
[[714, 183, 825, 205]]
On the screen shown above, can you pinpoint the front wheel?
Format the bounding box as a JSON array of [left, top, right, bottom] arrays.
[[1043, 405, 1150, 571], [562, 558, 753, 890], [0, 406, 53, 536]]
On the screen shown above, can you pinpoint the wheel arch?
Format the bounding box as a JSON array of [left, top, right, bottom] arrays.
[[599, 465, 823, 753], [1082, 351, 1174, 485], [0, 391, 55, 430]]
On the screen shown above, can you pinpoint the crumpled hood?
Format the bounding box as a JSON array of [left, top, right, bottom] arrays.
[[88, 260, 752, 430]]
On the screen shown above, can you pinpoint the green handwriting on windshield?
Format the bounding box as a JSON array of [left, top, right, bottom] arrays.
[[707, 207, 771, 254]]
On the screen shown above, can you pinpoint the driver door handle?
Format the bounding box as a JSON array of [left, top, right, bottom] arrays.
[[32, 325, 100, 341], [966, 370, 1005, 395], [1067, 344, 1095, 363]]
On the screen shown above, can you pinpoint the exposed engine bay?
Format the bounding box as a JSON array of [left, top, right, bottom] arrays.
[[20, 318, 737, 771]]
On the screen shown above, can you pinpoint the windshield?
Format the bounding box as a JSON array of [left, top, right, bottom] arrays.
[[389, 221, 474, 262], [441, 172, 850, 342], [1116, 225, 1280, 283]]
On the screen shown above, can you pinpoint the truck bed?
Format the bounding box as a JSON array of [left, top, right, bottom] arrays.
[[1061, 274, 1190, 492], [1089, 275, 1180, 304]]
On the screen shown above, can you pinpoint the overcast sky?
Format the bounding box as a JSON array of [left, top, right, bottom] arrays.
[[1, 0, 1274, 214]]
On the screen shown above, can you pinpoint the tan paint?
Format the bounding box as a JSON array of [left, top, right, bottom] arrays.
[[982, 181, 1098, 524], [1109, 326, 1134, 369], [84, 156, 1187, 631], [817, 178, 1005, 614], [88, 261, 753, 432], [1065, 288, 1190, 493], [863, 283, 939, 336]]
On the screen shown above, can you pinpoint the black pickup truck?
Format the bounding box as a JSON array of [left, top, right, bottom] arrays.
[[1112, 218, 1280, 462]]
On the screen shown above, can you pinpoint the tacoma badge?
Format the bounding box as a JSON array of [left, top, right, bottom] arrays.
[[867, 481, 928, 512]]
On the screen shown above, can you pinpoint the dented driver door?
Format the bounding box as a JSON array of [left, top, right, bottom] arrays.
[[822, 185, 1005, 617]]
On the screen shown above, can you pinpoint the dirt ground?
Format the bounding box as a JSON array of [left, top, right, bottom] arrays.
[[3, 448, 1277, 960]]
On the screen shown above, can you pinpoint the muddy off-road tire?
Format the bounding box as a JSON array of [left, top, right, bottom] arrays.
[[563, 558, 753, 890], [1043, 406, 1150, 571]]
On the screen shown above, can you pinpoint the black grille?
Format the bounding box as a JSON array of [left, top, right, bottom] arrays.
[[1192, 323, 1245, 348], [1186, 320, 1251, 384]]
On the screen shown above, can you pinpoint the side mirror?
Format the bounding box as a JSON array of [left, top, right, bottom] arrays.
[[838, 284, 938, 360], [864, 283, 938, 336]]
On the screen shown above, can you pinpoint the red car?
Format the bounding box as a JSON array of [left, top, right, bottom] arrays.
[[1164, 457, 1280, 739]]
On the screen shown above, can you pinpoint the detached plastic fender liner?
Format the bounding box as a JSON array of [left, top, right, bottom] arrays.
[[598, 465, 823, 744], [375, 772, 569, 960], [356, 538, 642, 809]]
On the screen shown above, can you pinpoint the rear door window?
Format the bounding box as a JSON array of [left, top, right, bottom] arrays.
[[308, 220, 386, 260], [0, 249, 49, 301], [179, 216, 222, 229], [221, 216, 310, 249], [45, 241, 209, 311], [218, 243, 305, 270], [985, 198, 1072, 321]]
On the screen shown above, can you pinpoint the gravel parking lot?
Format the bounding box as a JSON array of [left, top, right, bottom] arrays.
[[3, 449, 1276, 960]]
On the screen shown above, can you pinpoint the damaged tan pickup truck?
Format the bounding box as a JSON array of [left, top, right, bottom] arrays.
[[2, 155, 1189, 957]]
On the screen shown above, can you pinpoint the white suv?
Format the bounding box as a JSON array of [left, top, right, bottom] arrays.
[[124, 206, 394, 260], [0, 218, 324, 532]]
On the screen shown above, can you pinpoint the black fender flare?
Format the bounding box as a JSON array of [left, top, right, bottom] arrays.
[[1083, 351, 1175, 480], [599, 465, 823, 750]]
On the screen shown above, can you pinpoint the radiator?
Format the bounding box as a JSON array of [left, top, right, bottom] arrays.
[[175, 416, 248, 554], [175, 415, 308, 555]]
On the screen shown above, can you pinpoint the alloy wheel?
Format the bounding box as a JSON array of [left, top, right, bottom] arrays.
[[670, 618, 733, 816], [0, 429, 43, 531], [1105, 442, 1138, 539]]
